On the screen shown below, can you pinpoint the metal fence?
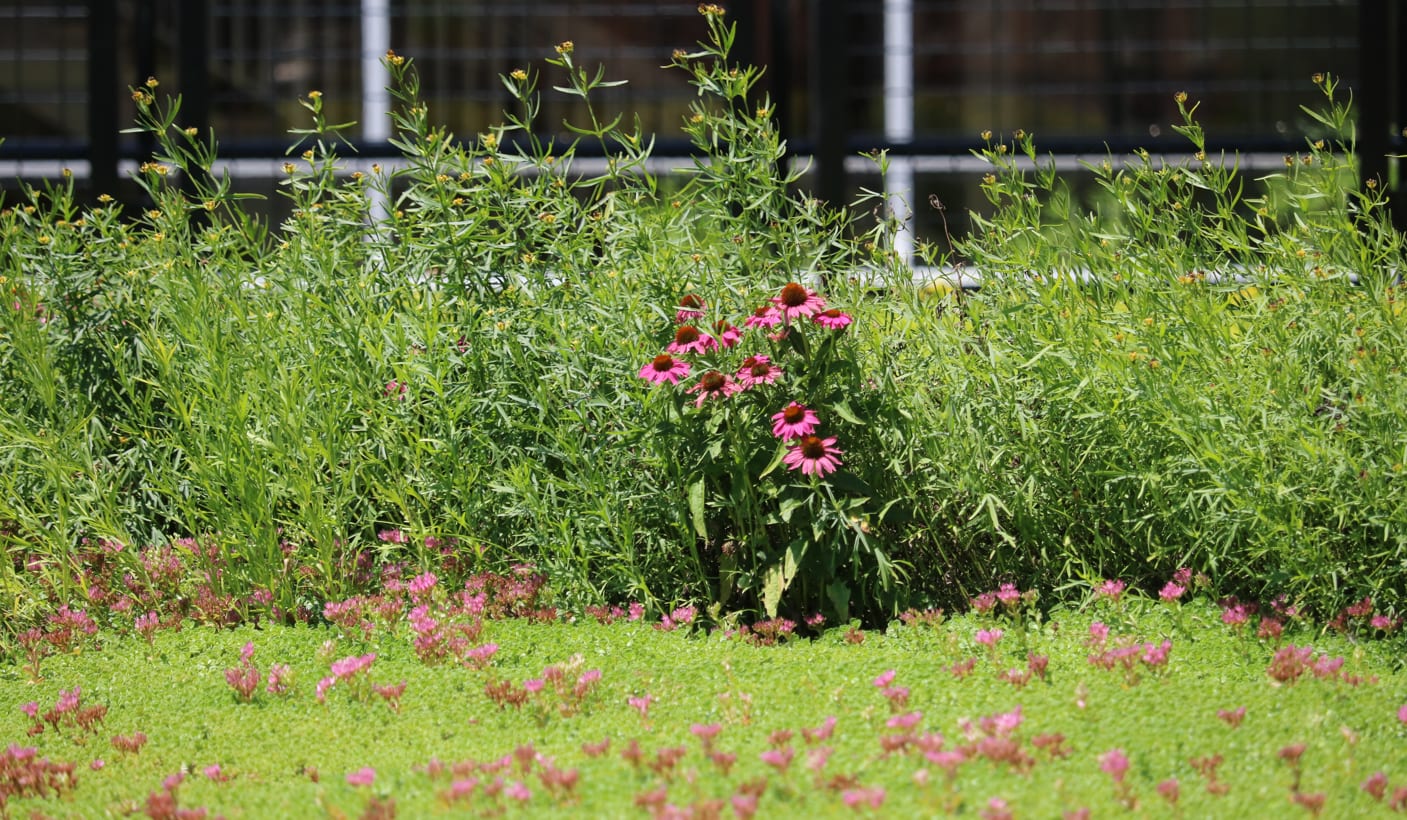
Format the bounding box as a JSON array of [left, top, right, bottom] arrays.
[[1, 0, 1402, 233]]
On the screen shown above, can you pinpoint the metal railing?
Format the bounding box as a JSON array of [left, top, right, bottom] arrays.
[[1, 0, 1401, 236]]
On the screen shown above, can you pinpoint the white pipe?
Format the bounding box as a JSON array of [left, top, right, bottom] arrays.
[[361, 0, 391, 227], [883, 0, 915, 267], [361, 0, 391, 144]]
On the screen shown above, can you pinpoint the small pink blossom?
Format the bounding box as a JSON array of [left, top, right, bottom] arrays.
[[887, 711, 923, 729], [759, 747, 794, 772], [90, 759, 105, 771], [841, 786, 886, 810], [384, 380, 407, 400], [975, 628, 1004, 647], [628, 695, 654, 718], [346, 766, 376, 786], [1099, 748, 1130, 783], [873, 669, 897, 688], [1159, 581, 1186, 602], [1096, 579, 1126, 601]]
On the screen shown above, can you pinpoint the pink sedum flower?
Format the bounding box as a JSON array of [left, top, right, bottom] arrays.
[[667, 325, 716, 356], [1160, 581, 1186, 602], [813, 308, 853, 330], [784, 435, 843, 477], [1097, 579, 1126, 601], [771, 282, 826, 321], [346, 766, 376, 786], [639, 354, 691, 385], [771, 402, 820, 440], [1099, 748, 1130, 783]]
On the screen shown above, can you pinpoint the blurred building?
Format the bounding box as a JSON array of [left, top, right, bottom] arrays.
[[1, 1, 1401, 236]]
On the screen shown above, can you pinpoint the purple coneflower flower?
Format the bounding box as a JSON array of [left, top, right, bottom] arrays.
[[713, 320, 743, 348], [687, 371, 742, 407], [813, 308, 853, 329], [771, 402, 819, 440], [675, 293, 706, 323], [638, 354, 691, 385], [771, 282, 826, 321], [736, 355, 782, 388], [667, 325, 716, 355], [744, 304, 781, 328], [784, 435, 843, 477]]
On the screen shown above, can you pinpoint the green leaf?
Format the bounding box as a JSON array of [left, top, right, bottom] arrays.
[[688, 479, 707, 540], [826, 581, 851, 622], [778, 496, 804, 523], [831, 399, 864, 426], [762, 563, 785, 618], [758, 440, 789, 479]]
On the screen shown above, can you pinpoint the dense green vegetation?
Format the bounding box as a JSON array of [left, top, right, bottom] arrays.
[[0, 9, 1402, 640]]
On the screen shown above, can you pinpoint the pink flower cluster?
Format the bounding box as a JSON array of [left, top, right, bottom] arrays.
[[637, 284, 853, 477], [316, 653, 380, 703]]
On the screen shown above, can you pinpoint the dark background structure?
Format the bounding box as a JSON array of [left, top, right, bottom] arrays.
[[2, 1, 1403, 236]]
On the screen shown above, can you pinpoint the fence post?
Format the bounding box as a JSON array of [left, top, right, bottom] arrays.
[[86, 0, 118, 200], [178, 2, 210, 219], [812, 0, 847, 210]]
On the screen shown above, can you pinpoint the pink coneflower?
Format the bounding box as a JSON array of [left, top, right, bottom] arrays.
[[784, 435, 843, 477], [713, 320, 743, 348], [687, 371, 742, 407], [675, 293, 706, 323], [771, 402, 820, 439], [737, 355, 783, 388], [744, 304, 781, 328], [638, 354, 691, 385], [813, 308, 853, 330], [667, 325, 716, 355], [772, 282, 826, 321]]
